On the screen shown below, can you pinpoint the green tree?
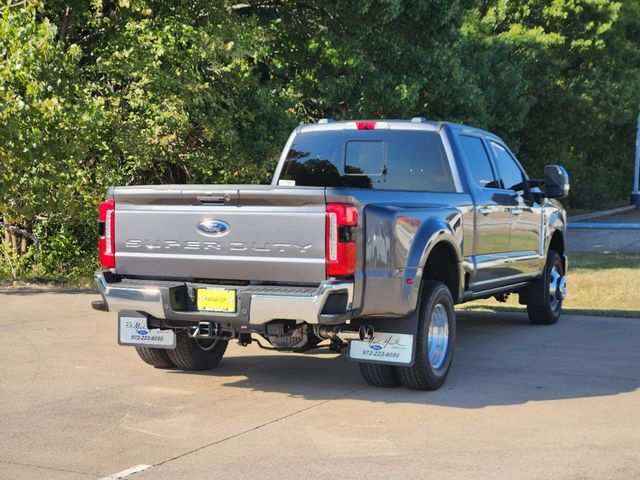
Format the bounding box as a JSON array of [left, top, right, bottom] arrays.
[[1, 0, 639, 280], [0, 0, 296, 279], [462, 0, 640, 206]]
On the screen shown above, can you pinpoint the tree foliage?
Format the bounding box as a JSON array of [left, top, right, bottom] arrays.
[[1, 0, 639, 279]]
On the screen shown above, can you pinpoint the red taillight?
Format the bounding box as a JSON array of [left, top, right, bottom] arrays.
[[356, 121, 376, 130], [98, 200, 115, 268], [326, 203, 358, 277]]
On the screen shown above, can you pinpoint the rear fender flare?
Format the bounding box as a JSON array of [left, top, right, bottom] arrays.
[[408, 214, 464, 302]]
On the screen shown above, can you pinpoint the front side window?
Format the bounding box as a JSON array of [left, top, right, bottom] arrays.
[[491, 142, 525, 191]]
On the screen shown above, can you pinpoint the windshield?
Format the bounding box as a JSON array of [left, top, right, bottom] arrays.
[[279, 130, 455, 192]]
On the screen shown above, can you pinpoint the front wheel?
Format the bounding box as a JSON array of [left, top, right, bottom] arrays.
[[396, 281, 456, 391], [527, 250, 566, 325], [166, 330, 228, 370]]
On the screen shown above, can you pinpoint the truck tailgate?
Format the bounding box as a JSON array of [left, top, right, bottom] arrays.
[[112, 185, 327, 283]]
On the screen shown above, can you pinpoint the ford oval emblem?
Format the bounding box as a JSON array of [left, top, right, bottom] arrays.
[[197, 219, 230, 236], [370, 344, 382, 351], [137, 329, 148, 336]]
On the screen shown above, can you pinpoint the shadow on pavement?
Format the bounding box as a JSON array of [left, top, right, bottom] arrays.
[[169, 311, 640, 408]]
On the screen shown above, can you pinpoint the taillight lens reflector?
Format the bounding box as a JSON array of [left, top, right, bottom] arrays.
[[98, 200, 116, 268], [326, 203, 358, 277]]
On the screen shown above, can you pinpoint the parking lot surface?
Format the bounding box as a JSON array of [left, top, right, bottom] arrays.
[[1, 290, 639, 479]]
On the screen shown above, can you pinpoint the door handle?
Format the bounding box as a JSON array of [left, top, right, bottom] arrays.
[[478, 206, 492, 216], [511, 207, 523, 215]]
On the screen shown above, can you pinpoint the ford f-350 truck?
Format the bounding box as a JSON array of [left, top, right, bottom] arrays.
[[92, 118, 569, 390]]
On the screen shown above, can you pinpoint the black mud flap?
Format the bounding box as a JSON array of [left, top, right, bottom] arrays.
[[518, 276, 546, 306], [519, 253, 568, 306], [348, 308, 420, 367]]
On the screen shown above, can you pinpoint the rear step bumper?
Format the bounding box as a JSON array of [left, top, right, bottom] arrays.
[[93, 271, 354, 325]]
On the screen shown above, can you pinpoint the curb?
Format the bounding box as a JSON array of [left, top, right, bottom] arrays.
[[568, 222, 640, 230], [569, 205, 636, 222]]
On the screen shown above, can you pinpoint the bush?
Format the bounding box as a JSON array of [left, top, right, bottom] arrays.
[[1, 0, 639, 282]]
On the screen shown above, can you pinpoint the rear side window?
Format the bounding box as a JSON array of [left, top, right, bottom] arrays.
[[458, 135, 498, 189], [279, 130, 456, 192]]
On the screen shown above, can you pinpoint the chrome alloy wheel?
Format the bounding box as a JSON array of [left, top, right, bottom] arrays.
[[427, 303, 450, 370], [549, 265, 567, 313]]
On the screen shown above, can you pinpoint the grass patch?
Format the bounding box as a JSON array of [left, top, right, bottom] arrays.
[[462, 253, 640, 318]]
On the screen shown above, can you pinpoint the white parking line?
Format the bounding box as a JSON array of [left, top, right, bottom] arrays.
[[99, 464, 152, 479]]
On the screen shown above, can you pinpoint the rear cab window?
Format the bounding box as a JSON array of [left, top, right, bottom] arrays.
[[278, 130, 456, 192]]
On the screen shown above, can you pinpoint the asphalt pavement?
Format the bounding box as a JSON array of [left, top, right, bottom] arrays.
[[1, 291, 639, 479]]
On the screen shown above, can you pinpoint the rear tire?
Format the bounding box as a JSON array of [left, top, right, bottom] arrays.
[[166, 330, 228, 371], [358, 362, 401, 388], [135, 346, 174, 368], [527, 250, 565, 325], [396, 280, 456, 391]]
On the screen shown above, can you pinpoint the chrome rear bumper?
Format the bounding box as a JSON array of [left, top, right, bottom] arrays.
[[93, 271, 354, 325]]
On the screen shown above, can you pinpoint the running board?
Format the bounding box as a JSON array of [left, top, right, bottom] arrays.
[[462, 282, 531, 302]]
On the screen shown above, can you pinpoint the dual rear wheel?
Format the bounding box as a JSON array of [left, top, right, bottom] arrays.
[[359, 280, 456, 391], [359, 251, 566, 390], [135, 330, 228, 370]]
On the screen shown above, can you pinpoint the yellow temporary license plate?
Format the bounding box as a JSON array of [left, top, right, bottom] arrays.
[[196, 288, 236, 313]]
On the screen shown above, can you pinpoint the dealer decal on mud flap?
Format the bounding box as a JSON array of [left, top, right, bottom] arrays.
[[349, 332, 414, 365], [118, 313, 176, 349]]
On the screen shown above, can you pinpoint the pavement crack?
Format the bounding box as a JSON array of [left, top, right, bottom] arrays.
[[153, 386, 367, 470], [0, 458, 99, 477]]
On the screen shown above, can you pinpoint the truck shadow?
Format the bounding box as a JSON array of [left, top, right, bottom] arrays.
[[172, 311, 640, 408]]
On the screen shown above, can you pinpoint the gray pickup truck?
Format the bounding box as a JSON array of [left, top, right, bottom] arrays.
[[93, 118, 569, 390]]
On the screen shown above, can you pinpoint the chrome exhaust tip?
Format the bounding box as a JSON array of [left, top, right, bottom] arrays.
[[331, 325, 375, 342]]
